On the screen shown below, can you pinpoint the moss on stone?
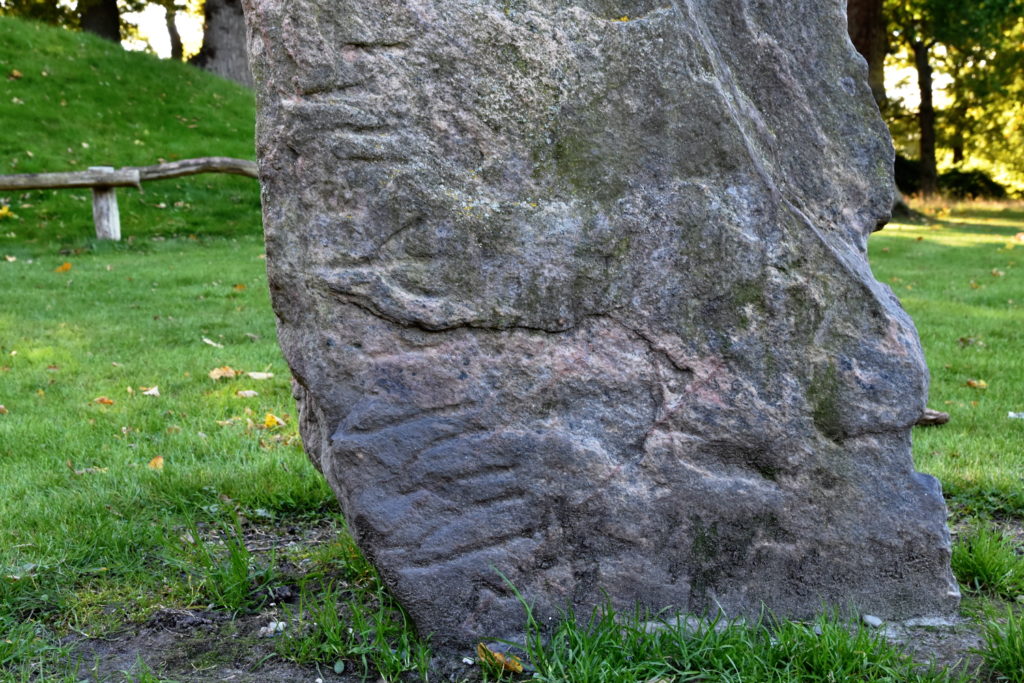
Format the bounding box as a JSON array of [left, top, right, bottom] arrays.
[[808, 362, 843, 442]]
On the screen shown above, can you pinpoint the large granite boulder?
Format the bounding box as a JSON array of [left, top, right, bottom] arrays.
[[242, 0, 960, 650]]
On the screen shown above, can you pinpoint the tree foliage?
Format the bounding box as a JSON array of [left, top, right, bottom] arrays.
[[882, 0, 1024, 195]]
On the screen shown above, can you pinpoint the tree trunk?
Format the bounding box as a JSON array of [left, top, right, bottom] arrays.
[[912, 40, 938, 197], [166, 6, 183, 61], [192, 0, 253, 87], [846, 0, 887, 105], [79, 0, 121, 42]]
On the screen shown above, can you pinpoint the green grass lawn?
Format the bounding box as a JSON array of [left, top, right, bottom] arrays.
[[868, 209, 1024, 518], [1, 15, 1024, 683]]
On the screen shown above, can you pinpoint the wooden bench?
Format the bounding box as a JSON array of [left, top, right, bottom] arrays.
[[0, 157, 258, 240]]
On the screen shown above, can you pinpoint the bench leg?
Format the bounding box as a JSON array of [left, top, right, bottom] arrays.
[[90, 166, 121, 241]]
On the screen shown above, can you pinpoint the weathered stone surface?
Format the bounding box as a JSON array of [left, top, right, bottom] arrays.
[[243, 0, 960, 650]]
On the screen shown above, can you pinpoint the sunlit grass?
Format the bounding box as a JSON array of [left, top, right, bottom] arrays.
[[870, 215, 1024, 518]]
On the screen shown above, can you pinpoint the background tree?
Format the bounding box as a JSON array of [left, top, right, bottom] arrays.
[[79, 0, 122, 41], [847, 0, 888, 105], [191, 0, 251, 87], [150, 0, 185, 61], [885, 0, 1024, 196]]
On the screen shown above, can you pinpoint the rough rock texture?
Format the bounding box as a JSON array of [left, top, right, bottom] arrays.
[[242, 0, 960, 650]]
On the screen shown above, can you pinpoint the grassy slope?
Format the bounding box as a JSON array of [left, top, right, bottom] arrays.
[[0, 15, 259, 246]]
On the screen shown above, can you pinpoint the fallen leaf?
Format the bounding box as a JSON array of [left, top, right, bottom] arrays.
[[142, 386, 161, 397], [966, 379, 988, 389], [202, 337, 224, 348], [94, 396, 115, 405], [147, 455, 164, 470], [475, 643, 523, 674], [208, 366, 238, 380], [0, 206, 13, 220], [0, 405, 7, 414], [1014, 233, 1024, 242], [916, 236, 924, 242], [54, 261, 72, 273], [7, 69, 22, 80], [4, 255, 15, 262], [232, 283, 247, 291], [236, 390, 259, 398], [46, 364, 59, 371], [247, 371, 274, 380], [992, 269, 1005, 277], [264, 413, 285, 428]]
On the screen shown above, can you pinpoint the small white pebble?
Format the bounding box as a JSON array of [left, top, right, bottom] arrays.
[[462, 657, 474, 666], [862, 614, 884, 628], [315, 678, 323, 683]]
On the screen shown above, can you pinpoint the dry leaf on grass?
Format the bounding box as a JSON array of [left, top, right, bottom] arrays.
[[93, 396, 115, 405], [147, 455, 164, 470], [965, 379, 988, 389], [141, 386, 160, 397], [264, 413, 285, 428], [247, 371, 274, 380], [475, 643, 523, 673], [54, 261, 72, 273], [0, 404, 7, 414], [201, 337, 224, 348], [236, 390, 258, 398], [208, 366, 237, 380]]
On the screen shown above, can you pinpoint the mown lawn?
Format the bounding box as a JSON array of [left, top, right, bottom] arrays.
[[1, 15, 1024, 683], [868, 208, 1024, 519]]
